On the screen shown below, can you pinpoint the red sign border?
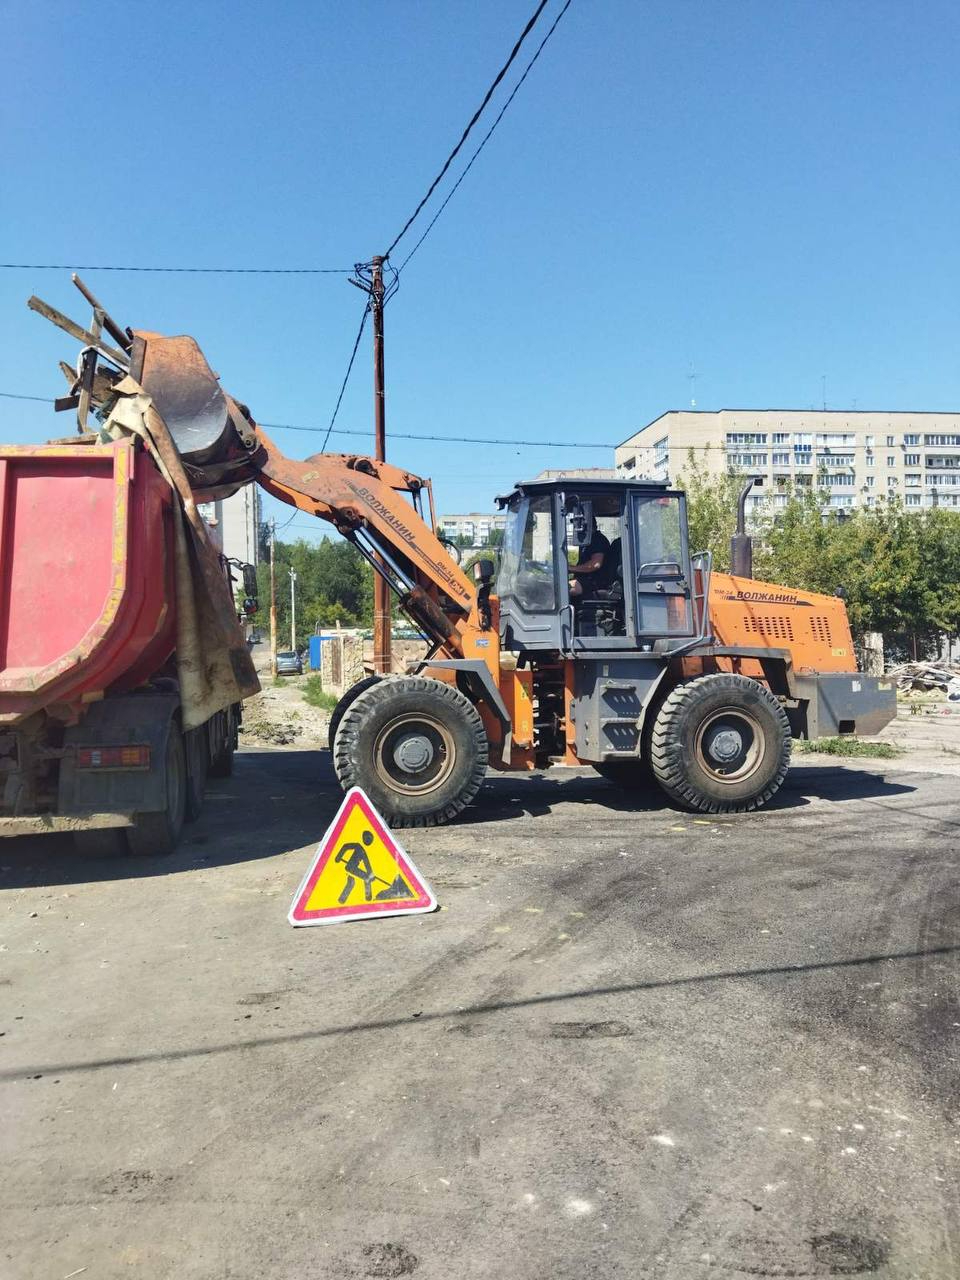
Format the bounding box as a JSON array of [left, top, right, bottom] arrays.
[[288, 787, 437, 926]]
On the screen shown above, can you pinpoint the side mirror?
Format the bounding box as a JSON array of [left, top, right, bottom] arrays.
[[473, 558, 495, 584], [242, 564, 258, 597]]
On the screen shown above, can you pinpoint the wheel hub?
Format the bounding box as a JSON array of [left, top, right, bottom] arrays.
[[393, 732, 435, 773], [373, 712, 455, 796], [707, 728, 743, 763], [694, 707, 766, 784]]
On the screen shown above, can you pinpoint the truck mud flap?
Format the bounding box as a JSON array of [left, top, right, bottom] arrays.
[[58, 693, 180, 817]]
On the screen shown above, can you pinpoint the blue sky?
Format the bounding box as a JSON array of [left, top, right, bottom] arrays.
[[2, 0, 958, 539]]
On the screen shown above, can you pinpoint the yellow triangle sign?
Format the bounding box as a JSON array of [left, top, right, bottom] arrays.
[[288, 787, 438, 927]]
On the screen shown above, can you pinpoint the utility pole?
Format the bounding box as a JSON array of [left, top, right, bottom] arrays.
[[269, 517, 278, 677], [289, 567, 298, 652], [370, 255, 391, 675]]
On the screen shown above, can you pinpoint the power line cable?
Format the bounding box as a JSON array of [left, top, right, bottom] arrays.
[[0, 263, 352, 275], [319, 303, 371, 451], [0, 390, 620, 449], [264, 421, 616, 449], [383, 0, 551, 258], [399, 0, 574, 272]]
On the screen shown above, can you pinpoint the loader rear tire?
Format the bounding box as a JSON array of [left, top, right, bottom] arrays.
[[328, 675, 382, 754], [649, 673, 790, 814], [333, 676, 487, 827]]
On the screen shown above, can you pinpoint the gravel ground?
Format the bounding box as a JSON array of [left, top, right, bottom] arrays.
[[2, 718, 959, 1278]]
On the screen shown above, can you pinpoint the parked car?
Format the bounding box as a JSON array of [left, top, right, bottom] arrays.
[[276, 650, 303, 676]]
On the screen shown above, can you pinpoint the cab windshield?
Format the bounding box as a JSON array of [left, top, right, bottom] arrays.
[[496, 493, 557, 611]]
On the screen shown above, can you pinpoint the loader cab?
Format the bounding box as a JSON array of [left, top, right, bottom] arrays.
[[496, 478, 699, 655]]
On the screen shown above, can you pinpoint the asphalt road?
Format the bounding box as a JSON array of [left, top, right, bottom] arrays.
[[2, 749, 959, 1279]]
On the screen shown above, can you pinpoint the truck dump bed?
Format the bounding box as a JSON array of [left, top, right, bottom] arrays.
[[0, 440, 176, 725]]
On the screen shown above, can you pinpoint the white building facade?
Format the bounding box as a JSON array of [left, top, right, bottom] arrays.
[[616, 410, 960, 513]]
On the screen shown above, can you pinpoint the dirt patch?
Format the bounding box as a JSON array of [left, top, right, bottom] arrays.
[[240, 662, 331, 749]]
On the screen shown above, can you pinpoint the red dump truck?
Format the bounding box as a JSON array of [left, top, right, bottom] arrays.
[[0, 435, 258, 854]]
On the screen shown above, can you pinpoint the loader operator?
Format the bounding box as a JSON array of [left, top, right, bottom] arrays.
[[568, 513, 611, 599]]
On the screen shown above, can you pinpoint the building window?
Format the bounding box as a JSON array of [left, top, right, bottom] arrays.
[[772, 451, 790, 466], [865, 435, 875, 446], [652, 436, 669, 467], [829, 494, 854, 507], [865, 455, 875, 466], [904, 453, 920, 466], [886, 435, 895, 446], [887, 456, 896, 467], [727, 453, 768, 468], [830, 474, 856, 487], [924, 434, 960, 447], [620, 455, 636, 471], [772, 432, 790, 444], [905, 474, 921, 487], [726, 432, 768, 446], [904, 434, 919, 445], [865, 476, 875, 488], [905, 494, 921, 507]]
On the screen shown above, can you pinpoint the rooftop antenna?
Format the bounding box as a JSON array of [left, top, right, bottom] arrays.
[[821, 374, 827, 411], [688, 364, 697, 409]]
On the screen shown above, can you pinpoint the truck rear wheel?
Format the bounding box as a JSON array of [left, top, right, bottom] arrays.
[[208, 706, 238, 778], [127, 724, 187, 856], [328, 675, 382, 753], [333, 676, 487, 827], [649, 673, 791, 813], [184, 726, 208, 821]]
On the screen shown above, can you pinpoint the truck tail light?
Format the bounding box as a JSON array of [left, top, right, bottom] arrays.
[[76, 745, 151, 770]]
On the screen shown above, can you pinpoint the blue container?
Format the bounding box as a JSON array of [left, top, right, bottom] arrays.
[[308, 635, 323, 671]]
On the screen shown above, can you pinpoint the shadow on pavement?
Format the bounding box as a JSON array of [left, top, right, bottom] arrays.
[[0, 748, 340, 890], [0, 750, 919, 887], [5, 941, 956, 1081], [464, 764, 917, 824]]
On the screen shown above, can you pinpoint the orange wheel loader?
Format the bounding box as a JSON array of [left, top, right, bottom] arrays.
[[27, 287, 898, 830]]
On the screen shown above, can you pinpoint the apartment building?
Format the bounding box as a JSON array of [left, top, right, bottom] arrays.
[[440, 471, 618, 548], [439, 512, 509, 548], [615, 410, 960, 513], [197, 485, 262, 563]]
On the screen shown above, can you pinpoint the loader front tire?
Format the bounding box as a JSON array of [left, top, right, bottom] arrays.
[[649, 673, 790, 814], [333, 676, 487, 827], [328, 675, 382, 754]]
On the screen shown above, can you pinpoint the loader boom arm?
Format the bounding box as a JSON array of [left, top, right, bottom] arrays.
[[127, 328, 479, 652]]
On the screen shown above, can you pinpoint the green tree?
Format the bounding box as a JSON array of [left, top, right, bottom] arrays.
[[674, 456, 960, 643], [253, 535, 374, 648], [676, 448, 752, 571]]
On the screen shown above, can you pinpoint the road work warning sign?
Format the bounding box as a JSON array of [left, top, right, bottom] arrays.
[[288, 787, 437, 927]]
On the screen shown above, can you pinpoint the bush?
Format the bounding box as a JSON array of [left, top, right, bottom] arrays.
[[797, 737, 900, 759], [302, 675, 338, 711]]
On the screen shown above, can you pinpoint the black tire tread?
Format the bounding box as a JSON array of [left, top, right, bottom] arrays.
[[127, 726, 186, 856], [333, 676, 487, 828], [649, 673, 791, 814], [328, 675, 382, 754]]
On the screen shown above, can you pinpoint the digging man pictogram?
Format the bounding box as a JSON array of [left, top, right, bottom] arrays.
[[334, 828, 417, 904]]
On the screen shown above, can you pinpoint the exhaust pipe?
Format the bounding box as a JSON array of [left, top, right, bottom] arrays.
[[730, 476, 758, 578]]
